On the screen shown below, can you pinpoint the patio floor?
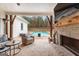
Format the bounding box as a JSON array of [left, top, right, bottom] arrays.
[[16, 37, 75, 56]]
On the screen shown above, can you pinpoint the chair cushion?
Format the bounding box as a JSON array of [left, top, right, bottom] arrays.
[[0, 43, 5, 50], [0, 47, 10, 53], [27, 34, 33, 38], [27, 37, 33, 40], [1, 34, 8, 42], [0, 34, 8, 43], [0, 37, 3, 43]]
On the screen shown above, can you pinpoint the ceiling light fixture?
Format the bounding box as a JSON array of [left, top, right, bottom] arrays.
[[17, 3, 20, 6]]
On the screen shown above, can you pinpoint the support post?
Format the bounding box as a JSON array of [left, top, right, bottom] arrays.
[[10, 15, 13, 40], [47, 16, 53, 42], [9, 15, 16, 40], [50, 16, 53, 39], [5, 15, 8, 36]]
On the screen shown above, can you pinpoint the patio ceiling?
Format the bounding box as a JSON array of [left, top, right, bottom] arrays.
[[0, 3, 57, 15], [54, 3, 79, 20]]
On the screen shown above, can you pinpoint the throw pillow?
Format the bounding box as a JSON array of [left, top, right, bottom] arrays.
[[2, 34, 8, 42], [0, 43, 5, 50], [0, 37, 3, 43]]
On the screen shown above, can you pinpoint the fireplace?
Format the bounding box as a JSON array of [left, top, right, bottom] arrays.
[[60, 35, 79, 55]]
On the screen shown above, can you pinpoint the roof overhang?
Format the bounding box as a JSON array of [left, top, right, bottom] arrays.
[[0, 3, 57, 16], [5, 12, 53, 16]]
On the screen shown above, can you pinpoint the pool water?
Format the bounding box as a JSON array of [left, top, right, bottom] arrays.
[[32, 32, 48, 36]]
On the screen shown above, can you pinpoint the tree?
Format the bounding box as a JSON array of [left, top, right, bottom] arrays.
[[36, 16, 44, 27], [22, 16, 48, 28]]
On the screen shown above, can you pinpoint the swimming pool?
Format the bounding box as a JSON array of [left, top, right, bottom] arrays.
[[32, 32, 48, 37]]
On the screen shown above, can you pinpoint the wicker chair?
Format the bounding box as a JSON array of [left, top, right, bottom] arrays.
[[20, 34, 34, 46]]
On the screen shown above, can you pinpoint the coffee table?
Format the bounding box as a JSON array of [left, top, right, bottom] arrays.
[[6, 40, 21, 56]]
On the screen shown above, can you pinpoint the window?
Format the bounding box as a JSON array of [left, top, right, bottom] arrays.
[[21, 23, 23, 31]]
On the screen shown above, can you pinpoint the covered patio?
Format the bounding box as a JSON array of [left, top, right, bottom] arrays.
[[0, 3, 75, 56], [0, 3, 56, 40]]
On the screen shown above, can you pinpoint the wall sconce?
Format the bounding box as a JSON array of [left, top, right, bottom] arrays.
[[3, 18, 10, 23], [68, 20, 72, 23]]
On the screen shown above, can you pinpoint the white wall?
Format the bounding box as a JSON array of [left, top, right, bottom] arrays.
[[13, 17, 28, 38], [0, 9, 5, 35], [0, 9, 5, 18], [0, 18, 4, 34]]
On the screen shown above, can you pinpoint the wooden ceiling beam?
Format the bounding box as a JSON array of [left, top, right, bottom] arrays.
[[12, 15, 16, 24]]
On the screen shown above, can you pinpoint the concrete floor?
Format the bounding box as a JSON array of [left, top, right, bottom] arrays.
[[0, 36, 75, 56], [16, 37, 75, 56]]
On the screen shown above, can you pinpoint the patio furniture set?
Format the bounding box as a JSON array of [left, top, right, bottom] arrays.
[[0, 34, 34, 56], [0, 34, 21, 56]]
